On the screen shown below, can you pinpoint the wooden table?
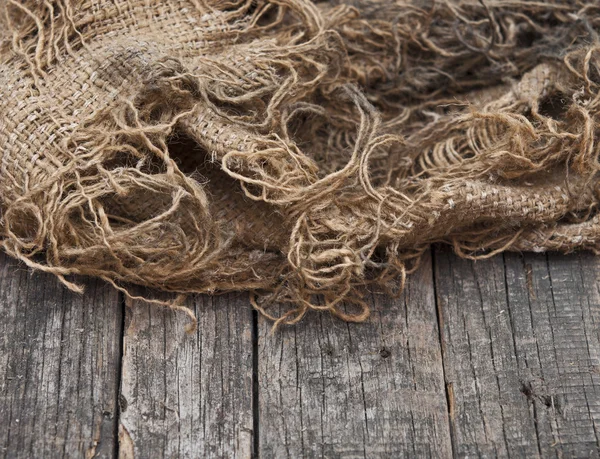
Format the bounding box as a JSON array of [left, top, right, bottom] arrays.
[[1, 247, 599, 458]]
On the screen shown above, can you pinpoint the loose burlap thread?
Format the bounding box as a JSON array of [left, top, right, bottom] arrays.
[[2, 0, 600, 329]]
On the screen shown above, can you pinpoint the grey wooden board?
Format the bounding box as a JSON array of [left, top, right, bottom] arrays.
[[118, 292, 254, 459], [4, 247, 600, 458], [434, 247, 600, 458], [257, 251, 453, 458], [0, 252, 122, 459]]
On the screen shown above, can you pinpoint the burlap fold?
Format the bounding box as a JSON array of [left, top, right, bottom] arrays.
[[2, 0, 600, 326]]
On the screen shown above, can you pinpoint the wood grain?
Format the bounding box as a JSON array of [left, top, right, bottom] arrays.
[[0, 252, 122, 459], [4, 244, 600, 458], [435, 247, 600, 458], [257, 251, 452, 458], [118, 292, 254, 458]]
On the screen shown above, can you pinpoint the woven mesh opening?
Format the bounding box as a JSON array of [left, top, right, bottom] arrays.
[[539, 91, 571, 120], [167, 132, 286, 250]]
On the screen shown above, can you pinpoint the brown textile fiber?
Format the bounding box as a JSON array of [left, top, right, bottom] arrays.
[[2, 0, 600, 327]]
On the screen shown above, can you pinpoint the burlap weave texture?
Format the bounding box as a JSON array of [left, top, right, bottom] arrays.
[[2, 0, 600, 326]]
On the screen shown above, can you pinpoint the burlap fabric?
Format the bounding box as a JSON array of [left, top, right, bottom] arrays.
[[2, 0, 600, 327]]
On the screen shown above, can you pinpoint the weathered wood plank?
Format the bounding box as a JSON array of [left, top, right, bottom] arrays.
[[434, 247, 600, 458], [257, 251, 452, 458], [119, 292, 254, 458], [0, 252, 122, 458]]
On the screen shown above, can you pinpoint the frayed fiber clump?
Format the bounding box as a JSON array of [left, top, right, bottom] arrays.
[[2, 0, 600, 327]]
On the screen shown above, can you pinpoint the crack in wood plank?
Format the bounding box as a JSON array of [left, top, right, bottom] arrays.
[[257, 251, 452, 458], [0, 252, 122, 458], [3, 245, 600, 458], [434, 246, 600, 458], [118, 291, 253, 458]]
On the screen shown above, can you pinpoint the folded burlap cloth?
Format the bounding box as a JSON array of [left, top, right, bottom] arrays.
[[1, 0, 599, 326]]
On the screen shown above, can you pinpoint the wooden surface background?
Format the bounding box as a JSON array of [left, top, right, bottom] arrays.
[[1, 247, 599, 458]]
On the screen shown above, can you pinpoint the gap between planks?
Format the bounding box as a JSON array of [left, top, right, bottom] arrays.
[[2, 248, 600, 458]]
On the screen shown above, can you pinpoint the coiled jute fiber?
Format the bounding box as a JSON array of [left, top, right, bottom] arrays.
[[2, 0, 600, 328]]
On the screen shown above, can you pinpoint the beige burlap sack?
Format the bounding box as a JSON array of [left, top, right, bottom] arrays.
[[1, 0, 599, 327]]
